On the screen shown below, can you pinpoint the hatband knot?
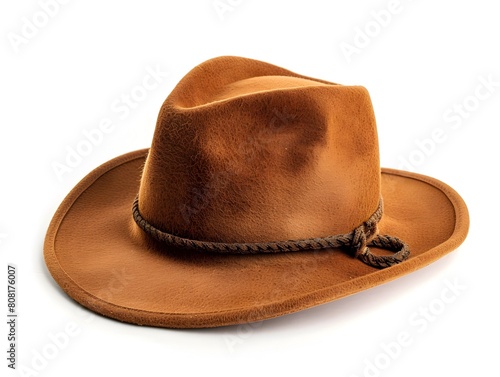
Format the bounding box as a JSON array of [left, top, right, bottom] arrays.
[[132, 197, 410, 269]]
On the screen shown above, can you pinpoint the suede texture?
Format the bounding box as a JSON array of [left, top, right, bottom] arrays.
[[139, 56, 380, 243], [44, 56, 470, 328]]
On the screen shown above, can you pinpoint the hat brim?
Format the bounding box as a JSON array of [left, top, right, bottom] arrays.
[[44, 149, 469, 328]]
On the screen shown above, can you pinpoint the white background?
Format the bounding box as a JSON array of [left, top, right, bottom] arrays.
[[1, 1, 499, 376]]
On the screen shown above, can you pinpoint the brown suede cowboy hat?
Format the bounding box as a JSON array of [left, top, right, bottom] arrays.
[[44, 56, 469, 328]]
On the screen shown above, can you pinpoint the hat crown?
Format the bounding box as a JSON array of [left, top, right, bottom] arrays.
[[137, 56, 381, 243]]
